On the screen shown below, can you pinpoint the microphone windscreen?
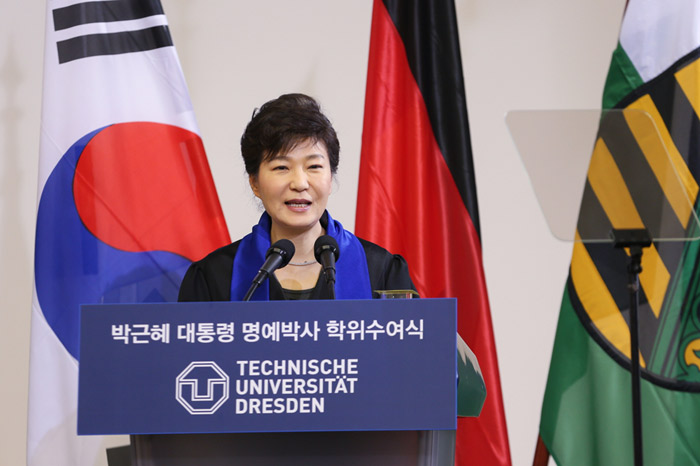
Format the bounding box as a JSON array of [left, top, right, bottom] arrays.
[[314, 235, 339, 263], [267, 239, 295, 267]]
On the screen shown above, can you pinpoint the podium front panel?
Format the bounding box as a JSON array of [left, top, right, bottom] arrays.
[[79, 299, 457, 435]]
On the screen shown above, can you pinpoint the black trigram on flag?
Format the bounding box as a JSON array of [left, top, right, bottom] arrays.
[[53, 0, 173, 64]]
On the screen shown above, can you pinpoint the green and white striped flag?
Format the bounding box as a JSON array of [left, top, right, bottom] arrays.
[[540, 0, 700, 464]]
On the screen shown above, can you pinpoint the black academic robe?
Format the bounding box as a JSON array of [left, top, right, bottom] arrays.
[[178, 237, 415, 302]]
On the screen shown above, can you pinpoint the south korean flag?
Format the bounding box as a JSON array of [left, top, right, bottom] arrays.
[[28, 2, 229, 465]]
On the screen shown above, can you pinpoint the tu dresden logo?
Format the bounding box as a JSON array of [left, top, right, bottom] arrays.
[[176, 361, 229, 415]]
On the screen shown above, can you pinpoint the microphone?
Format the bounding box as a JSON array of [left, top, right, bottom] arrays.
[[243, 239, 295, 301], [314, 235, 339, 298]]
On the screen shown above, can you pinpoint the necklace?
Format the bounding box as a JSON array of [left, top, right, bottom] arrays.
[[288, 260, 315, 266]]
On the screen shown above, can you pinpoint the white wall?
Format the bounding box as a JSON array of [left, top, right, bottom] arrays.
[[0, 0, 626, 464]]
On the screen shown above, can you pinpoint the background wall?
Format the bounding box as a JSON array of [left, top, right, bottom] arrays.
[[0, 0, 626, 464]]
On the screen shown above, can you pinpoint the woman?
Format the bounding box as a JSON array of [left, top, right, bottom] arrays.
[[178, 93, 414, 301]]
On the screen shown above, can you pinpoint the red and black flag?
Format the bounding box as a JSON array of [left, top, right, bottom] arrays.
[[356, 0, 511, 464]]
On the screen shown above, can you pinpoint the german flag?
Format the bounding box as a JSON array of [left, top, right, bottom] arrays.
[[356, 0, 511, 464]]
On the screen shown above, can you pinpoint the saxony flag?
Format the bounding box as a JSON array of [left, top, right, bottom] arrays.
[[540, 0, 700, 464]]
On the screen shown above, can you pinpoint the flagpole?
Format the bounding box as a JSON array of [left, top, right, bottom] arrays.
[[611, 228, 651, 466]]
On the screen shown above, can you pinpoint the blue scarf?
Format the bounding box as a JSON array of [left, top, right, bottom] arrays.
[[230, 211, 372, 301]]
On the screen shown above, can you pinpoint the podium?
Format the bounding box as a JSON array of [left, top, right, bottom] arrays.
[[78, 299, 484, 465]]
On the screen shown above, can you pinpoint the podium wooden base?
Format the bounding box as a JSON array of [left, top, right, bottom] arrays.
[[131, 430, 455, 466]]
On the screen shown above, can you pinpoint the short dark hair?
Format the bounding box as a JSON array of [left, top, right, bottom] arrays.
[[240, 93, 340, 175]]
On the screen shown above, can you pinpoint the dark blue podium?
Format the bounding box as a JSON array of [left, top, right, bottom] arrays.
[[79, 299, 471, 465]]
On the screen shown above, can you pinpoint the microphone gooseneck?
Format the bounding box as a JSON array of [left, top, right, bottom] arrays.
[[314, 235, 340, 299], [243, 239, 295, 301]]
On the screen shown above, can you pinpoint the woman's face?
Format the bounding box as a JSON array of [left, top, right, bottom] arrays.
[[250, 139, 333, 236]]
